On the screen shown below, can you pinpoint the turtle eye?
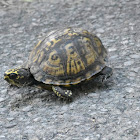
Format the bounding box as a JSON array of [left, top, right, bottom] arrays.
[[9, 73, 17, 79]]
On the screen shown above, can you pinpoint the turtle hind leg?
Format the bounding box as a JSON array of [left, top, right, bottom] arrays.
[[52, 86, 72, 98], [100, 66, 113, 81]]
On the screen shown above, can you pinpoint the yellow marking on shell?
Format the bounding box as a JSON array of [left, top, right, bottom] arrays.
[[51, 65, 64, 76], [85, 72, 93, 81], [37, 49, 40, 54], [38, 51, 44, 63], [82, 30, 89, 34], [34, 40, 42, 50], [42, 62, 48, 72], [70, 60, 77, 74], [68, 32, 78, 36], [48, 50, 61, 65], [82, 37, 98, 65], [45, 79, 52, 84], [65, 80, 71, 84], [86, 77, 93, 81], [85, 52, 97, 65], [29, 40, 42, 61], [83, 37, 91, 43], [63, 84, 71, 87], [51, 39, 61, 48], [64, 28, 71, 34], [93, 37, 102, 53], [72, 77, 82, 85], [45, 42, 52, 51], [45, 38, 61, 51], [29, 51, 35, 61], [52, 80, 62, 85], [33, 56, 38, 63], [95, 65, 101, 72], [47, 50, 65, 75], [65, 43, 85, 75], [46, 41, 51, 47], [43, 61, 65, 76], [32, 49, 41, 63], [29, 40, 42, 60], [72, 60, 85, 74], [86, 72, 92, 78]]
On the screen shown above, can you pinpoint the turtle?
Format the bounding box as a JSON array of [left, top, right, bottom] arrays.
[[4, 27, 112, 98]]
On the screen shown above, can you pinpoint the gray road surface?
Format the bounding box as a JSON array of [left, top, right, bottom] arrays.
[[0, 0, 140, 139]]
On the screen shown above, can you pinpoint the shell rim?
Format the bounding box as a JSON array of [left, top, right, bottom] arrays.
[[37, 64, 106, 86]]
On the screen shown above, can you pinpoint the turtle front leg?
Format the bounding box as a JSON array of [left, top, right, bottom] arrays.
[[52, 86, 72, 98]]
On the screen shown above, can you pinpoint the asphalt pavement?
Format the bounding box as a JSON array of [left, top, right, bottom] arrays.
[[0, 0, 140, 139]]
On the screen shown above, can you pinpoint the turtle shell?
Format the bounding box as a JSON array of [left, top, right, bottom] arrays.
[[27, 28, 107, 85]]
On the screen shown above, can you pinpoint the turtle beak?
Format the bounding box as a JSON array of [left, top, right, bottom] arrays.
[[4, 76, 9, 81], [4, 73, 7, 80], [4, 73, 16, 86]]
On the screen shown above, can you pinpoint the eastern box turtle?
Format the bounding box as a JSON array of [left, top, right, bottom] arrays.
[[4, 27, 112, 98]]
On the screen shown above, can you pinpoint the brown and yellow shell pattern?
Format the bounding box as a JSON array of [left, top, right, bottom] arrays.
[[28, 28, 107, 85]]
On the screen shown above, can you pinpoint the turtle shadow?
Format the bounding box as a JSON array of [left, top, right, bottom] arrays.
[[9, 75, 114, 109], [72, 75, 114, 100]]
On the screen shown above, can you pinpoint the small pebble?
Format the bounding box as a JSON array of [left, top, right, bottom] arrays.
[[0, 136, 6, 139], [33, 117, 41, 122], [121, 40, 128, 44], [5, 123, 17, 128], [96, 28, 105, 33], [22, 106, 32, 112], [97, 117, 107, 124], [29, 136, 39, 140], [124, 60, 134, 66], [129, 54, 140, 59], [12, 23, 20, 28], [130, 67, 140, 73], [125, 87, 134, 93], [7, 117, 15, 121], [108, 47, 117, 52], [16, 60, 24, 65], [129, 71, 136, 77], [0, 98, 5, 102], [1, 89, 7, 94]]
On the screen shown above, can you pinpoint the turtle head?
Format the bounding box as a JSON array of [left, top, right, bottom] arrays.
[[4, 68, 34, 87]]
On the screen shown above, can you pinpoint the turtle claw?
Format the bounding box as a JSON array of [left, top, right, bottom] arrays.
[[100, 66, 113, 82]]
